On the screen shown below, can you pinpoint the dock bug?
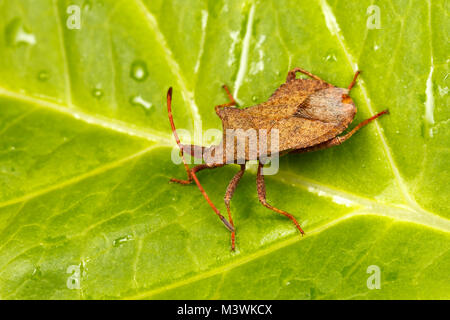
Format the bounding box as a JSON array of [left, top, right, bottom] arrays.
[[167, 67, 388, 251]]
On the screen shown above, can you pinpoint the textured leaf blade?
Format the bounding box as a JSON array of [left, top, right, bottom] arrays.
[[0, 0, 448, 299]]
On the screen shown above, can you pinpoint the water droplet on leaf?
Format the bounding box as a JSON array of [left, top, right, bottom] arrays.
[[324, 52, 337, 62], [83, 0, 92, 10], [92, 88, 104, 99], [31, 266, 42, 279], [130, 95, 152, 110], [113, 235, 133, 247], [438, 86, 448, 97], [5, 18, 36, 46], [38, 70, 49, 82], [130, 60, 148, 82]]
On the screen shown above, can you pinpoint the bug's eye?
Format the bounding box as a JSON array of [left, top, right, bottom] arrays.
[[342, 94, 352, 104]]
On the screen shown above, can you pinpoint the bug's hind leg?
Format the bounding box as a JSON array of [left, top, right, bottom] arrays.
[[256, 162, 305, 235], [215, 85, 237, 114], [347, 70, 361, 91], [224, 164, 246, 251], [286, 67, 328, 84], [290, 109, 389, 155]]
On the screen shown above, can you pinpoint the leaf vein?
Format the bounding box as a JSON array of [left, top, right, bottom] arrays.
[[0, 86, 173, 144], [133, 0, 202, 133], [0, 145, 160, 209], [318, 0, 431, 218]]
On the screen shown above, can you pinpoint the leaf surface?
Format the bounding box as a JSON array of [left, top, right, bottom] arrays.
[[0, 0, 448, 299]]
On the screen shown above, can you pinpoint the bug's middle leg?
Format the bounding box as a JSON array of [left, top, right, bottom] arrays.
[[215, 85, 237, 114], [224, 164, 246, 251], [256, 162, 305, 235]]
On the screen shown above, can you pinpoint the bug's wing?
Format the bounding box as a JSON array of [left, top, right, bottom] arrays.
[[216, 107, 259, 162], [216, 80, 353, 158], [267, 78, 332, 106], [272, 117, 342, 151], [241, 78, 333, 121], [219, 79, 332, 125], [241, 113, 338, 153], [250, 86, 356, 153], [218, 108, 342, 158], [218, 107, 255, 131]]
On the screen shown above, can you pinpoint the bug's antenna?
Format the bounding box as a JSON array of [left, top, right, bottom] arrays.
[[167, 88, 234, 232], [167, 88, 191, 177]]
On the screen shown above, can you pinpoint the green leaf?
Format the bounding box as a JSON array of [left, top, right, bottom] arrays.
[[0, 0, 448, 299]]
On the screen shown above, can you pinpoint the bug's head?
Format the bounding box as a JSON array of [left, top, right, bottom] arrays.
[[298, 87, 356, 124]]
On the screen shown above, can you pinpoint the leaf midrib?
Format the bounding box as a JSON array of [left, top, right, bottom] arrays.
[[319, 0, 430, 213], [0, 0, 444, 228], [1, 88, 448, 301], [133, 0, 202, 132], [0, 86, 173, 144], [0, 103, 447, 233], [124, 208, 448, 300]]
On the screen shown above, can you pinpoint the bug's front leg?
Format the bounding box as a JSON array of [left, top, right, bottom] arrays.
[[224, 164, 246, 251]]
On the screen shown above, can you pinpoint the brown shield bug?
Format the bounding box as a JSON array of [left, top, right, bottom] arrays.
[[167, 67, 388, 251]]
